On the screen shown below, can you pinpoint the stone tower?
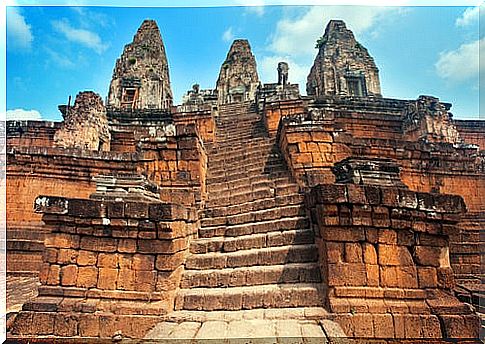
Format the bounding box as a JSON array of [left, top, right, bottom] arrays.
[[108, 19, 173, 111], [216, 39, 260, 105], [307, 20, 381, 98]]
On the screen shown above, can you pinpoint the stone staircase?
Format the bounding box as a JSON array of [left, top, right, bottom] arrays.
[[175, 101, 324, 311], [146, 101, 335, 339]]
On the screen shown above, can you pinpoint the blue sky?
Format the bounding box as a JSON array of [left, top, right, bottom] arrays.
[[5, 4, 483, 121]]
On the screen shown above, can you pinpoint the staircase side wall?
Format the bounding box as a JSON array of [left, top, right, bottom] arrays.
[[307, 184, 479, 339]]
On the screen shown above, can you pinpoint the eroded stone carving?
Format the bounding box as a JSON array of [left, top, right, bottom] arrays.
[[54, 91, 110, 151], [277, 62, 289, 85], [403, 95, 462, 144]]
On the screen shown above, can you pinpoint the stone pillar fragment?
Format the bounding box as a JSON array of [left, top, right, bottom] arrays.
[[54, 91, 110, 151]]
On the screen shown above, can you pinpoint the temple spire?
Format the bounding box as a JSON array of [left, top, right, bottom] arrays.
[[107, 19, 173, 111]]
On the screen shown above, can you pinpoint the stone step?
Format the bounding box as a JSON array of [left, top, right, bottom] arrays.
[[190, 228, 315, 254], [207, 184, 299, 203], [185, 244, 318, 270], [181, 262, 321, 288], [175, 283, 325, 311], [7, 240, 44, 252], [159, 307, 330, 323], [201, 194, 305, 218], [207, 169, 290, 185], [208, 149, 281, 164], [207, 175, 291, 191], [208, 144, 275, 155], [207, 160, 285, 178], [207, 183, 298, 202], [201, 204, 306, 228], [206, 176, 293, 194], [199, 216, 310, 238]]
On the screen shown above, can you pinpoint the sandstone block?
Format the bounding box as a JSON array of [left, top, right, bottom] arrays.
[[54, 314, 78, 336], [414, 246, 444, 267], [373, 314, 394, 338], [362, 243, 377, 264], [118, 239, 137, 253], [117, 268, 135, 291], [32, 312, 55, 335], [57, 248, 78, 264], [346, 184, 366, 204], [155, 251, 186, 271], [134, 270, 156, 292], [79, 314, 100, 337], [325, 242, 343, 263], [98, 268, 118, 290], [77, 250, 97, 266], [60, 265, 78, 286], [98, 253, 118, 268], [417, 267, 438, 288], [378, 244, 413, 266], [47, 265, 61, 285], [133, 254, 155, 271], [80, 237, 117, 252], [44, 248, 58, 263], [328, 263, 366, 287], [381, 187, 399, 207], [77, 266, 98, 288], [344, 243, 363, 263], [366, 265, 379, 287], [352, 313, 374, 338], [364, 186, 381, 205]]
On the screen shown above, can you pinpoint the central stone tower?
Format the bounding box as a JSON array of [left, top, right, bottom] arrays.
[[216, 39, 260, 105], [108, 19, 173, 110], [307, 20, 381, 98]]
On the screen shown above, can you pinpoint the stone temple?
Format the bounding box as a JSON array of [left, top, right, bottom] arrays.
[[6, 19, 485, 341]]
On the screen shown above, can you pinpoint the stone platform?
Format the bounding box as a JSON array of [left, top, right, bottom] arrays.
[[145, 308, 343, 342]]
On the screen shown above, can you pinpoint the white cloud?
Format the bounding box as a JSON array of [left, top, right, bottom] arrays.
[[245, 6, 265, 17], [7, 7, 34, 51], [435, 38, 484, 83], [222, 27, 235, 42], [44, 47, 75, 68], [455, 6, 480, 27], [269, 6, 399, 57], [234, 0, 265, 17], [7, 109, 42, 121], [52, 18, 106, 53]]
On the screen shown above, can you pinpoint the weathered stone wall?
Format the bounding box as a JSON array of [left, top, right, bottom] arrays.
[[263, 99, 305, 136], [278, 108, 351, 187], [402, 96, 461, 144], [11, 192, 197, 338], [174, 105, 216, 143], [7, 121, 61, 148], [307, 20, 381, 98], [138, 123, 208, 207], [274, 96, 485, 298], [216, 39, 259, 105], [307, 178, 479, 338], [6, 147, 139, 273], [455, 120, 485, 149], [108, 20, 173, 110], [54, 92, 111, 151]]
